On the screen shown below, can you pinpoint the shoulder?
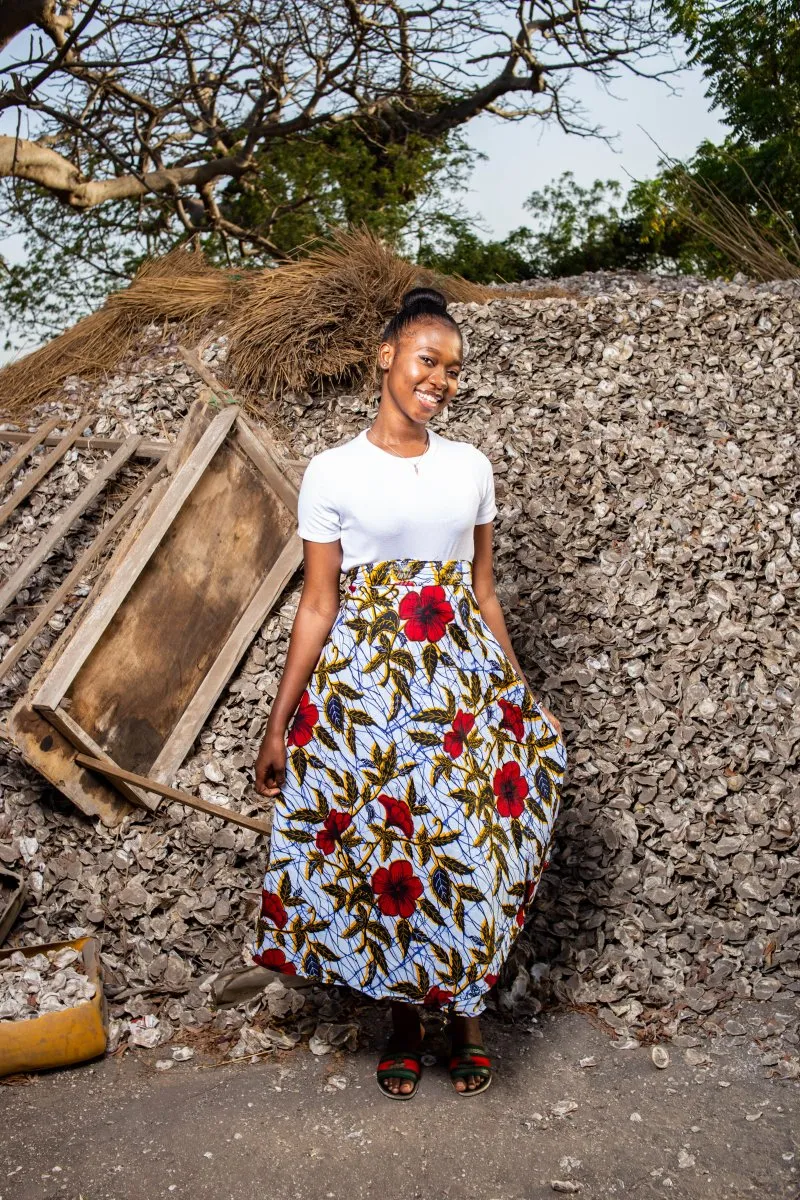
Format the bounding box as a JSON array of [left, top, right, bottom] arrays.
[[431, 430, 493, 473]]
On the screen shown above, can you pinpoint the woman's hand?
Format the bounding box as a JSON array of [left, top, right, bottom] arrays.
[[254, 727, 287, 798], [535, 698, 563, 739]]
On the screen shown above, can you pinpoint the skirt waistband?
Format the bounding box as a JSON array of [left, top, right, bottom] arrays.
[[343, 558, 473, 591]]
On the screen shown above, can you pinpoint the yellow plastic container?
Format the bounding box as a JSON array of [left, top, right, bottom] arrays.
[[0, 936, 107, 1077]]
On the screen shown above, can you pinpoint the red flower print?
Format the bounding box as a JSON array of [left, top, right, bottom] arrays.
[[315, 808, 352, 854], [498, 697, 525, 741], [516, 879, 537, 926], [493, 760, 529, 819], [253, 947, 297, 975], [378, 795, 414, 838], [398, 585, 454, 642], [443, 709, 476, 758], [287, 690, 318, 747], [371, 859, 424, 918], [423, 985, 454, 1008], [260, 890, 288, 928], [484, 973, 498, 988]]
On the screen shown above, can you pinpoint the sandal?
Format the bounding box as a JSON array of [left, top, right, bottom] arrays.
[[376, 1022, 425, 1101], [449, 1043, 492, 1096]]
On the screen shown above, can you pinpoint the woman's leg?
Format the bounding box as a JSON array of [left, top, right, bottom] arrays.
[[450, 1014, 488, 1092], [378, 1000, 425, 1097]]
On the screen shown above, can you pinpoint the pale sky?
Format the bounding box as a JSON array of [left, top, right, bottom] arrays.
[[0, 50, 727, 362], [461, 55, 728, 238]]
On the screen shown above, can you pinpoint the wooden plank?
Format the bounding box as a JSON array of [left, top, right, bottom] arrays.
[[31, 406, 240, 711], [0, 434, 143, 620], [5, 400, 217, 827], [177, 348, 305, 493], [149, 532, 303, 781], [0, 430, 169, 459], [74, 754, 271, 834], [34, 704, 158, 810], [233, 420, 300, 516], [6, 701, 137, 826], [56, 413, 296, 775], [0, 415, 63, 490], [0, 458, 167, 685], [0, 412, 89, 529]]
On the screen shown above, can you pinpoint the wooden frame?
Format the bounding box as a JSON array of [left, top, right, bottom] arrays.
[[0, 412, 89, 529], [13, 397, 303, 824], [0, 434, 143, 619], [0, 458, 167, 685], [0, 428, 168, 460], [5, 402, 214, 825], [0, 415, 63, 490]]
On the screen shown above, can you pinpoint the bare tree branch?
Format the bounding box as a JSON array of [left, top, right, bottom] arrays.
[[0, 0, 679, 244]]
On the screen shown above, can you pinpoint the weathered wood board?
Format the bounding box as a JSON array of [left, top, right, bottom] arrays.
[[6, 400, 215, 824], [11, 394, 303, 825]]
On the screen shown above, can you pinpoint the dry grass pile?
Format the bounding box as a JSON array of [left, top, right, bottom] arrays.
[[0, 228, 567, 422], [0, 248, 233, 422], [222, 226, 567, 400]]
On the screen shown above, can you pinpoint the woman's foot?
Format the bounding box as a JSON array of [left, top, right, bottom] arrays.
[[376, 1001, 425, 1099], [449, 1014, 492, 1095]]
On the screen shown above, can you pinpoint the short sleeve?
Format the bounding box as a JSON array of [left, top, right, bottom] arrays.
[[475, 451, 497, 524], [296, 454, 342, 542]]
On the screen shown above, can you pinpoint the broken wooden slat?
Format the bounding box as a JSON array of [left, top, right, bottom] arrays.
[[0, 433, 142, 620], [38, 706, 158, 810], [0, 430, 169, 460], [6, 400, 216, 827], [0, 457, 167, 685], [31, 406, 239, 712], [178, 348, 306, 493], [148, 532, 303, 781], [74, 754, 270, 834], [0, 412, 89, 529], [0, 415, 63, 490]]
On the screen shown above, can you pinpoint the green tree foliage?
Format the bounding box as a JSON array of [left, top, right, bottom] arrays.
[[417, 173, 689, 281]]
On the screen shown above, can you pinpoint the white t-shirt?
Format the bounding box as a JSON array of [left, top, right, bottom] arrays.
[[296, 427, 497, 571]]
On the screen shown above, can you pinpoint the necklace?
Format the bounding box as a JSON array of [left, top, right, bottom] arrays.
[[367, 429, 430, 474]]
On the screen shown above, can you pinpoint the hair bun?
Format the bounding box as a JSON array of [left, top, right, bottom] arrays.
[[399, 286, 448, 314]]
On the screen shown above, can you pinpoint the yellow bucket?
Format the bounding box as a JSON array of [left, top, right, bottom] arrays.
[[0, 936, 108, 1077]]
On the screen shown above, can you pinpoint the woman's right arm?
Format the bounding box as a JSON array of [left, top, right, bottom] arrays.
[[253, 538, 343, 798]]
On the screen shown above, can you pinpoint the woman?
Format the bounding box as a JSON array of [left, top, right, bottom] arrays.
[[253, 287, 566, 1100]]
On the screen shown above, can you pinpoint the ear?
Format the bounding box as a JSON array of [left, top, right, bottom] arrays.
[[378, 340, 395, 372]]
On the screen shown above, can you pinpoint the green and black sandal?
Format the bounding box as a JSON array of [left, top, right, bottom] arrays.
[[376, 1026, 425, 1100], [449, 1043, 492, 1096]]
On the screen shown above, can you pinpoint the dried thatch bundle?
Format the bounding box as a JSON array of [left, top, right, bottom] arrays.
[[0, 228, 567, 421], [0, 248, 235, 421], [222, 226, 567, 401]]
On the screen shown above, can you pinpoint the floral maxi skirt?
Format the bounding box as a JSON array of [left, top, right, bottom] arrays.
[[252, 559, 567, 1016]]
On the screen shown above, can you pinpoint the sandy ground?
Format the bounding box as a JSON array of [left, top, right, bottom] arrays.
[[1, 1007, 797, 1200]]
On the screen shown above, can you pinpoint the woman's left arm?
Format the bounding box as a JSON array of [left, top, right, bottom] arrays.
[[471, 522, 562, 737]]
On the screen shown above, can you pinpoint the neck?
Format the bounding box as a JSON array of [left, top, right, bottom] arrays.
[[370, 398, 430, 449]]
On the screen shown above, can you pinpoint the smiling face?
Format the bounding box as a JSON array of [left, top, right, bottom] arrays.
[[378, 320, 463, 426]]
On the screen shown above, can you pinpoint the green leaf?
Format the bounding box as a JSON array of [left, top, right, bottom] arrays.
[[422, 642, 439, 682], [315, 727, 339, 752], [290, 747, 307, 786], [409, 729, 441, 747], [396, 919, 412, 958], [418, 896, 446, 926], [349, 709, 376, 726]]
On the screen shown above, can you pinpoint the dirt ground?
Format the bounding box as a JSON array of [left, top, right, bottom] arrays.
[[1, 1006, 797, 1200]]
